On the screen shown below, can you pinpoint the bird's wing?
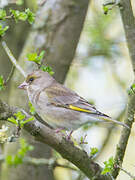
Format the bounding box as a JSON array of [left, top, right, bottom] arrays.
[[45, 82, 130, 129], [45, 82, 100, 115]]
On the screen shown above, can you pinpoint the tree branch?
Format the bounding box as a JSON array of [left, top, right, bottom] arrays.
[[0, 99, 112, 180], [0, 155, 78, 171], [5, 65, 15, 85], [117, 165, 135, 179], [112, 0, 135, 178], [2, 41, 26, 78]]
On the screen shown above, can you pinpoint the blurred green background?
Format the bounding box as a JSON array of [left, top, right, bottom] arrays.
[[0, 0, 135, 180]]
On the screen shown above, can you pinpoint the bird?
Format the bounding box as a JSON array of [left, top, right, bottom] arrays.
[[18, 70, 129, 131]]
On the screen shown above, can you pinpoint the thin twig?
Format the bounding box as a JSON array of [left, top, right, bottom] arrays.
[[0, 155, 78, 171], [117, 165, 135, 179], [103, 2, 115, 6], [103, 0, 120, 6], [0, 15, 13, 20], [112, 0, 135, 178], [2, 41, 26, 77], [5, 65, 15, 85], [95, 110, 126, 160]]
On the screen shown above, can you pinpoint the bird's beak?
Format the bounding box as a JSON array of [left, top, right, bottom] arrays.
[[18, 81, 28, 90]]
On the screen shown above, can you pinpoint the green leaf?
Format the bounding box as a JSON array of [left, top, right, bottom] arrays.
[[27, 50, 45, 65], [131, 84, 135, 90], [10, 9, 20, 22], [5, 155, 13, 165], [101, 157, 114, 175], [80, 136, 83, 143], [8, 111, 34, 128], [38, 50, 45, 60], [90, 147, 99, 156], [8, 112, 26, 127], [21, 116, 35, 127], [5, 138, 34, 166], [10, 9, 28, 22], [25, 8, 35, 24], [0, 24, 9, 37], [13, 154, 22, 165], [40, 65, 54, 75], [14, 111, 26, 121], [36, 50, 45, 63], [0, 75, 5, 90], [128, 84, 135, 95], [8, 117, 18, 125], [103, 5, 109, 15], [19, 138, 27, 150], [10, 8, 34, 24], [28, 101, 36, 115], [0, 9, 6, 20], [18, 12, 27, 21], [10, 9, 35, 24], [27, 52, 38, 62]]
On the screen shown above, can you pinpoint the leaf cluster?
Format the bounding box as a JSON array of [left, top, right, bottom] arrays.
[[40, 65, 54, 75], [10, 8, 35, 24], [101, 156, 114, 175], [90, 147, 98, 157], [6, 138, 34, 166], [0, 8, 35, 37], [8, 111, 34, 128], [27, 51, 45, 65], [27, 51, 54, 75]]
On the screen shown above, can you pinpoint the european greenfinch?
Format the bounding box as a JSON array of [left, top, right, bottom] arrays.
[[18, 70, 128, 130]]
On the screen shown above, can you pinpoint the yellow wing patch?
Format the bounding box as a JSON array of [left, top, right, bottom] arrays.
[[69, 105, 91, 113]]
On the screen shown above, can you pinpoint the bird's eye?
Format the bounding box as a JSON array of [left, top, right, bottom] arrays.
[[29, 77, 34, 83]]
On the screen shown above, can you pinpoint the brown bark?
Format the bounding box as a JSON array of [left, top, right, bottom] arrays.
[[112, 0, 135, 178]]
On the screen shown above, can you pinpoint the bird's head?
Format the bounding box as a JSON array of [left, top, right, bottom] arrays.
[[18, 70, 53, 91]]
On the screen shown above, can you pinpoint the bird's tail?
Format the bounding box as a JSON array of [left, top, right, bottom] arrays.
[[99, 114, 129, 129]]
